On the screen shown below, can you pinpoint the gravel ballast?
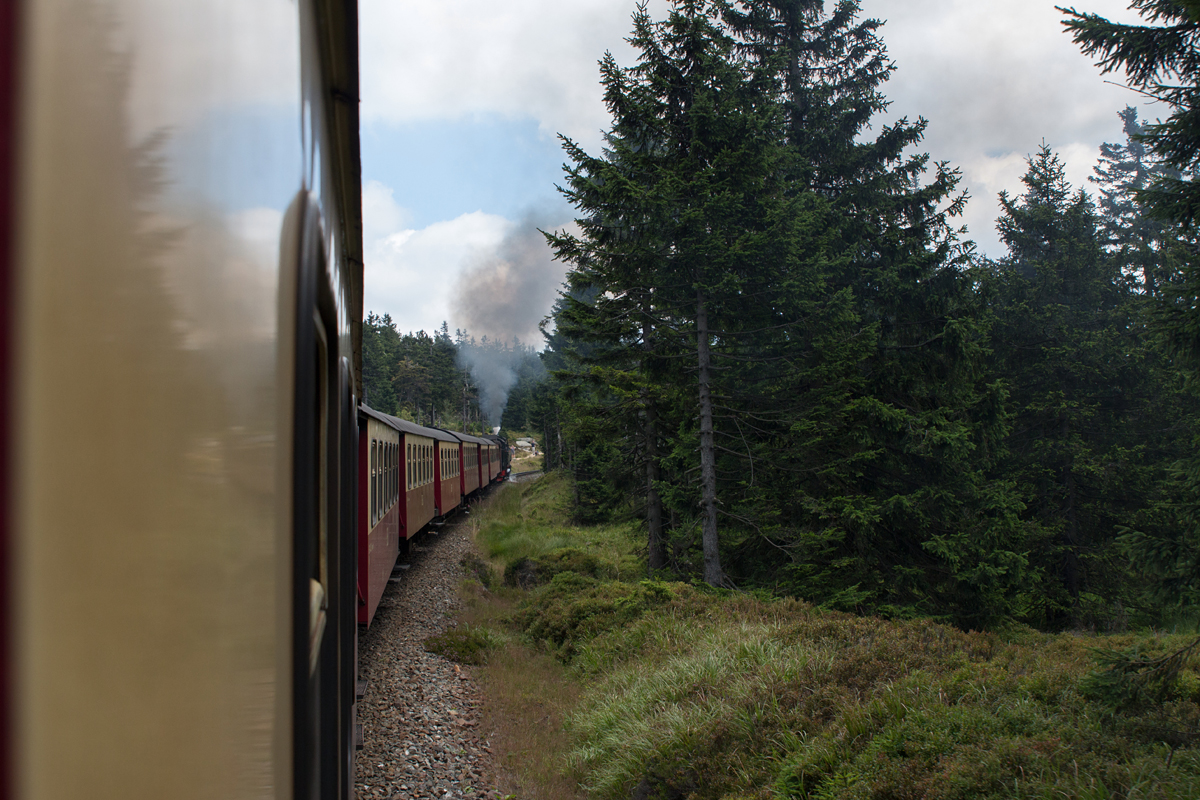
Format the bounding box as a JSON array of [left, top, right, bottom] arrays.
[[354, 518, 500, 800]]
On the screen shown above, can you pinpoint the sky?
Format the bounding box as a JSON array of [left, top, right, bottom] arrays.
[[358, 0, 1150, 345]]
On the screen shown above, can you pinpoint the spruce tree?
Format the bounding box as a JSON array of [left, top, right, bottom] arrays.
[[550, 0, 1018, 622], [1061, 1, 1200, 363], [710, 0, 1016, 625], [985, 146, 1141, 626], [548, 0, 830, 585], [1090, 106, 1179, 294], [1061, 1, 1200, 229]]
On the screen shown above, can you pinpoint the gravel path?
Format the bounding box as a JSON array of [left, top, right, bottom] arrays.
[[354, 517, 500, 800]]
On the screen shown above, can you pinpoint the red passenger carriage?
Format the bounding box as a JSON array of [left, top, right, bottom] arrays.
[[451, 432, 486, 497], [358, 406, 402, 627], [431, 428, 463, 517]]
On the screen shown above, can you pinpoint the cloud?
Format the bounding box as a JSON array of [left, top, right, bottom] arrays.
[[363, 180, 574, 346], [360, 0, 670, 150], [362, 180, 412, 242], [859, 0, 1153, 254], [363, 183, 511, 335]]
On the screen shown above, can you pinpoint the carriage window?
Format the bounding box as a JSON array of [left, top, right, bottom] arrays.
[[370, 439, 377, 524]]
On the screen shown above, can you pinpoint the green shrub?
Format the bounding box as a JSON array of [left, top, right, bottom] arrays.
[[511, 574, 680, 659], [463, 474, 1200, 800], [423, 625, 503, 666], [504, 547, 604, 588], [460, 551, 495, 589]]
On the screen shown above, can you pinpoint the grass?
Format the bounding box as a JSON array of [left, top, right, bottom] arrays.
[[512, 452, 544, 472], [423, 624, 504, 665], [452, 473, 1200, 800], [472, 471, 643, 584]]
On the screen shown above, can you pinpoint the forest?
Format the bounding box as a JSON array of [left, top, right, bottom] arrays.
[[361, 314, 546, 434], [367, 0, 1200, 633]]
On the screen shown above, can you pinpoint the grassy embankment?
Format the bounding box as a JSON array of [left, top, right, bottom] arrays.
[[433, 472, 1200, 799]]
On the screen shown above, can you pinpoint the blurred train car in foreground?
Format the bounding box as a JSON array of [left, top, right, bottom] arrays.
[[0, 0, 363, 798]]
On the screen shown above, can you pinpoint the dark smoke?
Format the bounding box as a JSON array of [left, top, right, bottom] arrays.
[[454, 210, 570, 345], [453, 209, 572, 426]]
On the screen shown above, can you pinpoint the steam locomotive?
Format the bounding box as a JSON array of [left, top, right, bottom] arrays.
[[0, 0, 510, 797]]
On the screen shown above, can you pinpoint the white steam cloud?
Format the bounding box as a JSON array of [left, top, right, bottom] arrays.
[[456, 345, 524, 426]]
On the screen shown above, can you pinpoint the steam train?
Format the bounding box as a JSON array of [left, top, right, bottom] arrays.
[[0, 0, 512, 797]]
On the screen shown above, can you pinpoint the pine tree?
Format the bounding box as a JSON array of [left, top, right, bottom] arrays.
[[1090, 106, 1179, 293], [1061, 1, 1200, 363], [984, 145, 1143, 626], [362, 312, 400, 412], [548, 0, 824, 585]]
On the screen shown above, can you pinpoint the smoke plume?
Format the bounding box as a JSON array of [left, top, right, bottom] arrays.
[[453, 209, 572, 425], [456, 343, 523, 426]]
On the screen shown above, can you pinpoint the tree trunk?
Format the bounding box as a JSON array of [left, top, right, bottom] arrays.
[[644, 315, 666, 573], [1060, 408, 1080, 606], [645, 394, 666, 572], [697, 290, 724, 586]]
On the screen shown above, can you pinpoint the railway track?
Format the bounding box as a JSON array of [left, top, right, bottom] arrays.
[[355, 520, 500, 800]]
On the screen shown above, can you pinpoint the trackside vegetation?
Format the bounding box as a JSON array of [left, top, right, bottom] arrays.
[[454, 476, 1200, 799], [508, 0, 1200, 633]]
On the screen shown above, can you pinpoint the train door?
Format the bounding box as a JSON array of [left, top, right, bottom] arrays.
[[286, 192, 355, 800]]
